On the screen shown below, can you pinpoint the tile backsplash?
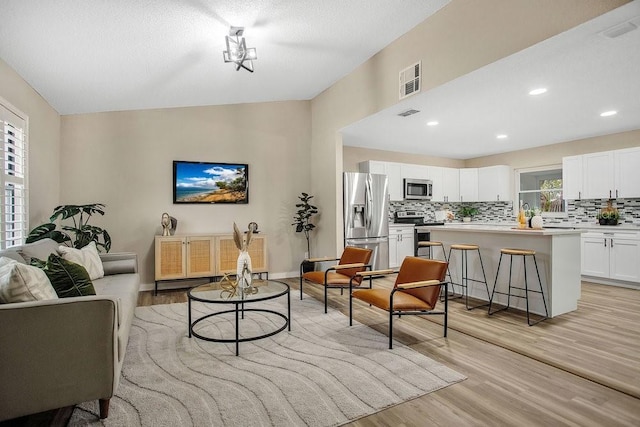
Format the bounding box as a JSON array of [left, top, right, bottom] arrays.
[[390, 198, 640, 225]]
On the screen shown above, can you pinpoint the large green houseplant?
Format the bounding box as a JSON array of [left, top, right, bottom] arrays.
[[292, 192, 318, 259], [26, 203, 112, 252]]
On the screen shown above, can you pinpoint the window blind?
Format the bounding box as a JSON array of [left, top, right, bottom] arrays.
[[1, 101, 28, 249]]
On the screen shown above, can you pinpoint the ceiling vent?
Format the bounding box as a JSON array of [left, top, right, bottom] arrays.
[[397, 109, 420, 117], [600, 20, 637, 38], [399, 61, 421, 100]]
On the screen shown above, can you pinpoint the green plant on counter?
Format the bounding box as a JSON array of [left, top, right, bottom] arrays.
[[458, 205, 479, 218], [26, 203, 112, 252]]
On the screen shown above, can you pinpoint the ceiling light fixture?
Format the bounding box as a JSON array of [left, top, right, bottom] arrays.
[[529, 88, 547, 95], [426, 121, 439, 126], [600, 110, 617, 117], [496, 134, 508, 140], [223, 26, 257, 73]]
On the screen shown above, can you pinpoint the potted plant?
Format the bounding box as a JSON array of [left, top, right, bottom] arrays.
[[292, 193, 318, 268], [26, 203, 112, 252], [458, 205, 479, 222]]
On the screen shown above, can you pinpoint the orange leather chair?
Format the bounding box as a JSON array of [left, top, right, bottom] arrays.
[[350, 256, 449, 349], [300, 246, 373, 313]]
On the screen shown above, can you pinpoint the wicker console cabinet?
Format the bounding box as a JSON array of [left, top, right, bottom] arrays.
[[154, 234, 268, 294]]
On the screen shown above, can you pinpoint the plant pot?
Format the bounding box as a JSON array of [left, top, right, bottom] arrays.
[[463, 217, 471, 223], [599, 218, 607, 225], [301, 260, 315, 273], [606, 218, 618, 226]]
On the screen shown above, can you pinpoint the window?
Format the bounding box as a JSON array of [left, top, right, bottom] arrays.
[[1, 99, 28, 249], [516, 166, 564, 215]]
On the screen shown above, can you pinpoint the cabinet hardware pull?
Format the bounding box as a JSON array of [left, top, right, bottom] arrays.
[[604, 239, 607, 247], [610, 190, 612, 198], [611, 238, 614, 247], [616, 189, 619, 198]]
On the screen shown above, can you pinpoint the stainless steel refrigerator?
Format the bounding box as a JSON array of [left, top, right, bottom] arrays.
[[344, 172, 389, 270]]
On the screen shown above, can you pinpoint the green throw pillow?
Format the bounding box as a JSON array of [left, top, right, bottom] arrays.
[[31, 254, 96, 298]]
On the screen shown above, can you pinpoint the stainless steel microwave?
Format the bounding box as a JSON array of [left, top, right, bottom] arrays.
[[403, 178, 433, 200]]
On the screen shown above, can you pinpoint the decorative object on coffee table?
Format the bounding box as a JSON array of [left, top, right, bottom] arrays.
[[233, 222, 254, 292]]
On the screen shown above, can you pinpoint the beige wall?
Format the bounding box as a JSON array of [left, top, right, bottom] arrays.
[[310, 0, 627, 257], [60, 101, 311, 287], [0, 58, 61, 225], [465, 129, 640, 169], [343, 146, 465, 172]]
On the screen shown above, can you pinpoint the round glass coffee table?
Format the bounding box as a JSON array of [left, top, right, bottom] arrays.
[[187, 279, 290, 355]]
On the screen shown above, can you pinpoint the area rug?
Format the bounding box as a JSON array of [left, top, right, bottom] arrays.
[[70, 294, 465, 426]]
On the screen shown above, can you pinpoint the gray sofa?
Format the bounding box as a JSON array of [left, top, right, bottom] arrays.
[[0, 238, 140, 421]]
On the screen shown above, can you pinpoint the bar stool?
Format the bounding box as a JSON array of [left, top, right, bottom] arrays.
[[447, 244, 490, 310], [416, 241, 447, 261], [417, 241, 452, 294], [488, 248, 549, 326]]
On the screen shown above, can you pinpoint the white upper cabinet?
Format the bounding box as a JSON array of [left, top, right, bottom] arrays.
[[459, 168, 479, 202], [614, 147, 640, 199], [359, 160, 385, 175], [401, 164, 430, 180], [441, 167, 460, 203], [562, 155, 583, 200], [582, 151, 615, 199], [478, 165, 511, 201], [358, 161, 403, 201], [565, 147, 640, 200]]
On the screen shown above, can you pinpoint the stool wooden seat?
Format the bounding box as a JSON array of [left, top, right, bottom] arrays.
[[451, 243, 479, 251], [501, 248, 535, 256], [418, 241, 443, 247], [489, 247, 549, 326], [447, 244, 490, 310]]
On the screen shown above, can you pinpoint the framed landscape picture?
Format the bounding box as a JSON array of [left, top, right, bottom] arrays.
[[173, 161, 249, 204]]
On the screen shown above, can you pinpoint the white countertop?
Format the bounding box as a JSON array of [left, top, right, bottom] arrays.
[[395, 220, 640, 234], [416, 223, 582, 236]]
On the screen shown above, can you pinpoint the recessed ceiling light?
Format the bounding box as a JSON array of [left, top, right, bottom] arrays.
[[426, 121, 439, 126], [529, 88, 547, 95], [600, 110, 617, 117], [496, 134, 508, 140]]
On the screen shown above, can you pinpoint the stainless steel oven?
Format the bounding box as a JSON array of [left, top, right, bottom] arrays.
[[403, 178, 432, 200]]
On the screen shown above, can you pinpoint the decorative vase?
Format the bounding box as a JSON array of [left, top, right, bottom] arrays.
[[236, 250, 253, 289], [531, 215, 543, 229]]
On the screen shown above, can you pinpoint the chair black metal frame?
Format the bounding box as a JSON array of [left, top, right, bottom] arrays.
[[349, 267, 449, 349], [300, 257, 373, 313], [447, 244, 491, 310]]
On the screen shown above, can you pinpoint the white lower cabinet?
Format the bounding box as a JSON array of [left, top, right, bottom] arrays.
[[581, 232, 640, 283], [389, 226, 414, 269]]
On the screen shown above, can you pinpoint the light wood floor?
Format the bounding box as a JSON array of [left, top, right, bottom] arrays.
[[138, 278, 640, 426]]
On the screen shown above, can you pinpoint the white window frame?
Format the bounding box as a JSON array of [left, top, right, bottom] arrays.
[[515, 164, 566, 218], [1, 97, 29, 249]]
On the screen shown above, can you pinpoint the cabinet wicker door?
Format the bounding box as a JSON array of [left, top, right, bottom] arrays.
[[155, 236, 186, 280], [186, 236, 215, 277], [216, 235, 268, 275]]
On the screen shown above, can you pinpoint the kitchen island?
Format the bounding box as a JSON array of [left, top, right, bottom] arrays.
[[418, 224, 583, 318]]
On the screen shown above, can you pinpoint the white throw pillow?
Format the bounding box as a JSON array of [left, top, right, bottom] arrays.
[[57, 241, 104, 280], [0, 257, 58, 303]]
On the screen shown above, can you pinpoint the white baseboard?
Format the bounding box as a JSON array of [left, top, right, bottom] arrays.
[[581, 275, 640, 290]]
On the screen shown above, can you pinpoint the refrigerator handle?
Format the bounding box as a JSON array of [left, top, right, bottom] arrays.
[[365, 177, 373, 229]]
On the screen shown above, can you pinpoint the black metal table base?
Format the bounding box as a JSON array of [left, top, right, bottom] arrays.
[[188, 285, 290, 356]]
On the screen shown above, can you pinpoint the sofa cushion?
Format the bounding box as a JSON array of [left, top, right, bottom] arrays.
[[57, 241, 104, 280], [17, 239, 60, 264], [32, 254, 96, 298], [0, 257, 58, 303], [0, 249, 26, 264]]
